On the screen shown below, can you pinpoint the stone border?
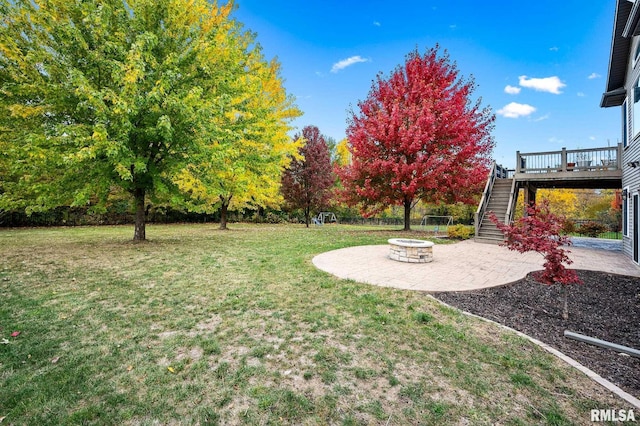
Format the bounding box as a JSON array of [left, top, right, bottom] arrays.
[[428, 295, 640, 410]]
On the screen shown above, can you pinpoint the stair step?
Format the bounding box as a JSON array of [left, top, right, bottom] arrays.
[[478, 227, 504, 234], [481, 223, 500, 229], [475, 236, 504, 245], [475, 177, 515, 241], [477, 233, 504, 238]]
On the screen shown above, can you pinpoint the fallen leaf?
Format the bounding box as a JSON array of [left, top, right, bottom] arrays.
[[0, 415, 6, 423], [51, 357, 60, 364], [167, 366, 176, 373], [127, 365, 133, 371], [10, 331, 20, 337], [0, 339, 8, 345]]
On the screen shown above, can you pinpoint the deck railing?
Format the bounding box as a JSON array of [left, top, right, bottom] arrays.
[[516, 144, 622, 174]]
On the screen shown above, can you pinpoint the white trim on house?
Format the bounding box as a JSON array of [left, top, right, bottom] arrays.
[[623, 98, 629, 148], [624, 185, 630, 237]]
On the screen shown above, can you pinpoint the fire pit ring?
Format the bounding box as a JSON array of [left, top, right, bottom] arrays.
[[388, 238, 434, 263]]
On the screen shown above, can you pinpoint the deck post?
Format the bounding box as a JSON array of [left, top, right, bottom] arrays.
[[523, 183, 536, 213], [516, 151, 521, 173], [617, 142, 623, 170], [561, 147, 567, 172]]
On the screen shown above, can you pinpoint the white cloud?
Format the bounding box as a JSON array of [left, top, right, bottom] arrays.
[[497, 102, 536, 118], [588, 72, 601, 79], [518, 75, 566, 94], [449, 24, 457, 30], [589, 136, 596, 140], [549, 46, 559, 51], [373, 21, 381, 27], [577, 92, 585, 97], [504, 85, 521, 95], [331, 56, 369, 73], [549, 136, 565, 144], [533, 114, 550, 122]]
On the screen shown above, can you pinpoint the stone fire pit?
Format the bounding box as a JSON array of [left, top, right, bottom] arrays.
[[388, 238, 434, 263]]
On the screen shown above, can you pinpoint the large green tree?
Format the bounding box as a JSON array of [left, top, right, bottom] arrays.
[[174, 56, 301, 230], [0, 0, 294, 240]]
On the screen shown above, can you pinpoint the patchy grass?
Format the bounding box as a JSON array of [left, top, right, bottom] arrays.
[[0, 223, 631, 425]]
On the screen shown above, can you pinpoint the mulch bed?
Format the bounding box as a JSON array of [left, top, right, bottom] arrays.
[[433, 270, 640, 398]]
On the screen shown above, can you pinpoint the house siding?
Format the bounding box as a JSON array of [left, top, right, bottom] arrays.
[[623, 36, 640, 261]]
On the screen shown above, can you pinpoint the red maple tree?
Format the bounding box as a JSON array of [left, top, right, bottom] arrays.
[[281, 125, 334, 227], [489, 200, 582, 320], [337, 46, 495, 230]]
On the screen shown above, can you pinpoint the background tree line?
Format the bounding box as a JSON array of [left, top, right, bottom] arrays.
[[2, 3, 616, 236], [1, 7, 495, 238]]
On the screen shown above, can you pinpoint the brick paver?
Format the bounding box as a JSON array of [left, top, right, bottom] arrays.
[[312, 239, 640, 292]]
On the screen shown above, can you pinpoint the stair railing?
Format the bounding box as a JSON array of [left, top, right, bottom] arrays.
[[504, 178, 518, 225], [475, 161, 497, 237]]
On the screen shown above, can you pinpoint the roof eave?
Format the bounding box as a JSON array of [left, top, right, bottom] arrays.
[[602, 0, 634, 100], [601, 87, 627, 107]]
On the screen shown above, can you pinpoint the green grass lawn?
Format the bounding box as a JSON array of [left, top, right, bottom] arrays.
[[0, 224, 630, 425]]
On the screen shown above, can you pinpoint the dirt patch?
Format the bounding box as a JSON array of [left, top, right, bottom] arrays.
[[433, 270, 640, 398]]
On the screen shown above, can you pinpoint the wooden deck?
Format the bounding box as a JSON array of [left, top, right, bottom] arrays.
[[513, 145, 622, 189], [475, 144, 623, 241]]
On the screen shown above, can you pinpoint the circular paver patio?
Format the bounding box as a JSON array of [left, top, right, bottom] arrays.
[[312, 239, 640, 292]]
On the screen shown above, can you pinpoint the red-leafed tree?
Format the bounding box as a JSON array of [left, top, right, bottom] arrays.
[[337, 46, 495, 230], [281, 125, 334, 227], [489, 200, 582, 320]]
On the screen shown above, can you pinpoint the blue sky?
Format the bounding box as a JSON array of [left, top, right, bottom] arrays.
[[233, 0, 619, 168]]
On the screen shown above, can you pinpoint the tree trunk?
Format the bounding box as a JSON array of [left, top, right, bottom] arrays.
[[133, 188, 146, 242], [220, 200, 228, 230], [562, 285, 569, 320], [403, 197, 412, 231], [304, 206, 310, 228]]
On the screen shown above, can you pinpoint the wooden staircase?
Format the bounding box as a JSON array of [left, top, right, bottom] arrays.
[[475, 178, 514, 244]]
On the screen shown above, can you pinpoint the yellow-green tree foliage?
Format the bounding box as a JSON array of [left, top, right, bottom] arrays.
[[514, 189, 618, 222], [515, 189, 576, 219], [174, 56, 301, 229], [537, 189, 578, 218], [0, 0, 299, 239], [335, 138, 351, 167]]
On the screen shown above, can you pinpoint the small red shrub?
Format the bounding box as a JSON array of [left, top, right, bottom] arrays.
[[488, 200, 582, 319]]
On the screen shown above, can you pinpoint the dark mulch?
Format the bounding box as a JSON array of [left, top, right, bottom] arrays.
[[433, 270, 640, 398]]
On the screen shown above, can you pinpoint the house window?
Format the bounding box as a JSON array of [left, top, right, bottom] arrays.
[[623, 99, 629, 148], [624, 186, 629, 237], [634, 78, 640, 137]]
